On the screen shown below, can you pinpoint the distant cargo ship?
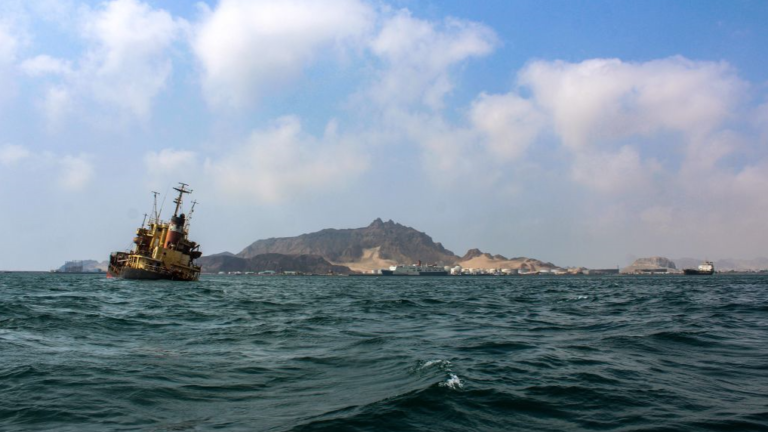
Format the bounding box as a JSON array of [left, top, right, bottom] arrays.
[[380, 261, 448, 276], [683, 261, 714, 275], [108, 183, 202, 281]]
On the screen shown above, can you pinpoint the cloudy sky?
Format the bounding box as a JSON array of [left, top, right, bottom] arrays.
[[1, 0, 767, 270]]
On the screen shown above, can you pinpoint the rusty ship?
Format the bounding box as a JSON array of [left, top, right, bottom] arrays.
[[108, 183, 202, 281]]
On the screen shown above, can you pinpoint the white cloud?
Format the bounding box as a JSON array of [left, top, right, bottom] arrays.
[[0, 144, 95, 191], [0, 144, 30, 165], [571, 146, 660, 194], [143, 148, 198, 189], [193, 0, 374, 108], [58, 154, 93, 190], [20, 54, 72, 76], [456, 56, 751, 198], [518, 57, 746, 150], [0, 22, 18, 64], [470, 92, 545, 161], [145, 148, 197, 175], [20, 0, 185, 123], [204, 116, 369, 202], [41, 86, 72, 127], [77, 0, 186, 119], [370, 11, 497, 109]]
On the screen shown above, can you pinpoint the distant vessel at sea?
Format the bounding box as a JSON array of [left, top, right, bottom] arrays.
[[108, 183, 202, 281], [380, 261, 448, 276], [683, 261, 715, 275]]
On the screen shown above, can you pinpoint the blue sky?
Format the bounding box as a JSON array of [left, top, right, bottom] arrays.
[[1, 0, 767, 270]]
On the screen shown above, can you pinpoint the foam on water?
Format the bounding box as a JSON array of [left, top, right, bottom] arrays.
[[440, 373, 464, 390], [420, 359, 451, 370]]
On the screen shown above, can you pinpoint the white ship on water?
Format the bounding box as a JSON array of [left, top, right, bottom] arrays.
[[380, 261, 448, 276]]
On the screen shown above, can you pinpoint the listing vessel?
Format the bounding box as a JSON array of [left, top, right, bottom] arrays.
[[108, 183, 202, 281], [683, 261, 715, 276], [380, 261, 448, 276]]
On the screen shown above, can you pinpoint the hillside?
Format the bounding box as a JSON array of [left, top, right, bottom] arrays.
[[457, 249, 556, 271], [56, 260, 108, 272], [621, 256, 678, 274], [197, 253, 351, 274], [238, 219, 459, 271]]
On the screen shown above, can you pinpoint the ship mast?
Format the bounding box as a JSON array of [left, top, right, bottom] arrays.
[[150, 191, 160, 224], [185, 200, 197, 232], [172, 182, 192, 217]]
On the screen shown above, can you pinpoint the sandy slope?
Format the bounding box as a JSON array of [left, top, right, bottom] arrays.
[[331, 247, 399, 272], [458, 256, 553, 271], [334, 247, 555, 272]]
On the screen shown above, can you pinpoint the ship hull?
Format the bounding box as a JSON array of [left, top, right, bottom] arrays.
[[683, 269, 714, 275], [109, 267, 168, 280], [108, 264, 199, 281]]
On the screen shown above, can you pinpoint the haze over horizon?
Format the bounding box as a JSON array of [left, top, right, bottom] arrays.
[[1, 0, 767, 271]]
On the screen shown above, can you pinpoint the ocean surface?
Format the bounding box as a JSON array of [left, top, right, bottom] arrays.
[[1, 273, 767, 431]]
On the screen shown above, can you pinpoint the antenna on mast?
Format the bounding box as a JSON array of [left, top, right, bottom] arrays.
[[150, 191, 160, 224], [185, 200, 197, 232], [172, 182, 192, 217]]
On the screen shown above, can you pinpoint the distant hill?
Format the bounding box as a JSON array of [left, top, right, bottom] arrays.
[[57, 260, 108, 272], [457, 249, 556, 271], [622, 256, 678, 274], [197, 253, 351, 274], [238, 219, 459, 271]]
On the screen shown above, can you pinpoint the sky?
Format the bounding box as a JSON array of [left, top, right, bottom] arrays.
[[1, 0, 768, 270]]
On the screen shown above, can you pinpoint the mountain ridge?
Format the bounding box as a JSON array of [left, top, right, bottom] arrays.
[[237, 218, 460, 268]]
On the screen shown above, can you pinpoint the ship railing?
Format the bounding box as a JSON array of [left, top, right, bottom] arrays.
[[128, 255, 172, 275]]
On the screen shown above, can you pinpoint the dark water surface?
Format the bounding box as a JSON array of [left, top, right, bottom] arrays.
[[1, 273, 767, 431]]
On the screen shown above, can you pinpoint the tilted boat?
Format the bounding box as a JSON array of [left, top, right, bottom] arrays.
[[108, 183, 202, 281], [683, 261, 714, 276]]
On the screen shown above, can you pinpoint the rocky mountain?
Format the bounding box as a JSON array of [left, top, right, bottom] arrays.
[[238, 219, 459, 270], [621, 256, 677, 274], [197, 253, 351, 274]]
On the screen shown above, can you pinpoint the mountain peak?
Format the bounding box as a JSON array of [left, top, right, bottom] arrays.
[[462, 248, 485, 260], [238, 219, 458, 266], [368, 218, 398, 228]]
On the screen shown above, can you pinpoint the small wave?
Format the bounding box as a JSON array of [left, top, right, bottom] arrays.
[[422, 359, 450, 369], [649, 330, 714, 347], [558, 295, 590, 303], [439, 373, 464, 390], [347, 336, 389, 347], [459, 341, 534, 353]]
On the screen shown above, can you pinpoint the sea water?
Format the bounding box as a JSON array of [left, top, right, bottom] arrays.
[[1, 273, 767, 431]]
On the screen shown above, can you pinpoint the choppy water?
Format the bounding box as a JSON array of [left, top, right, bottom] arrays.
[[1, 273, 767, 431]]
